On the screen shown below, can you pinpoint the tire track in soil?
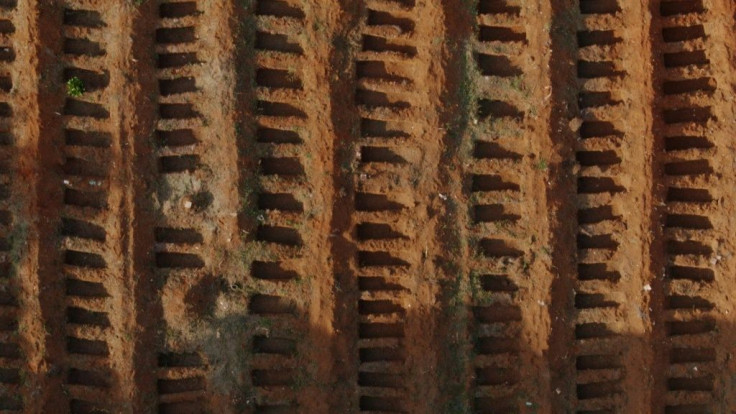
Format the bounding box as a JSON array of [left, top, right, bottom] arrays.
[[546, 0, 582, 410], [34, 1, 67, 411], [125, 0, 159, 411], [432, 2, 474, 413], [467, 0, 555, 412], [0, 0, 44, 411], [326, 0, 362, 410], [238, 0, 336, 412], [151, 0, 240, 412], [650, 0, 736, 412], [564, 0, 654, 412]]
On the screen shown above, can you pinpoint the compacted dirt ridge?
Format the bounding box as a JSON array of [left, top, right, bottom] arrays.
[[3, 0, 736, 413]]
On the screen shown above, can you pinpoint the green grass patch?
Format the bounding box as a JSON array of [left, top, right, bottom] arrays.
[[66, 77, 85, 97]]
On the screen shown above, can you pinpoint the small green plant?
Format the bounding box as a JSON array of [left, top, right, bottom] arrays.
[[66, 77, 85, 97], [510, 75, 523, 92], [535, 158, 548, 171]]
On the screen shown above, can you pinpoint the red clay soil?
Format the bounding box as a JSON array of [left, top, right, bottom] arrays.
[[2, 0, 736, 413]]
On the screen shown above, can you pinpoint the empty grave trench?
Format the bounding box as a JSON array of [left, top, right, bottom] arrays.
[[67, 337, 108, 356], [63, 38, 104, 57], [358, 372, 404, 388], [360, 347, 404, 362], [159, 77, 197, 95], [252, 369, 294, 387], [663, 78, 715, 95], [479, 238, 523, 257], [256, 68, 303, 89], [159, 2, 199, 18], [64, 67, 109, 91], [256, 127, 302, 144], [665, 295, 713, 310], [257, 0, 305, 18], [577, 30, 620, 47], [473, 141, 521, 160], [156, 27, 196, 45], [575, 323, 616, 339], [668, 265, 714, 282], [473, 305, 522, 323], [158, 53, 199, 68], [660, 0, 704, 16], [253, 336, 296, 355], [578, 91, 620, 108], [63, 9, 104, 28], [160, 156, 198, 175], [355, 89, 410, 109], [159, 402, 208, 414], [358, 276, 405, 291], [471, 175, 519, 192], [257, 100, 306, 118], [663, 50, 709, 68], [577, 380, 622, 400], [249, 294, 295, 315], [360, 396, 405, 413], [256, 31, 303, 54], [667, 187, 713, 202], [256, 225, 303, 246], [61, 218, 106, 241], [362, 35, 417, 57], [66, 129, 112, 148], [476, 337, 519, 354], [68, 368, 110, 388], [356, 222, 405, 240], [358, 299, 405, 315], [155, 252, 204, 269], [158, 352, 204, 367], [64, 100, 109, 119], [361, 118, 410, 138], [478, 0, 521, 15], [158, 377, 206, 394], [67, 307, 110, 327], [666, 319, 716, 336], [479, 275, 518, 292], [358, 251, 410, 267], [662, 25, 705, 42], [367, 9, 414, 33], [475, 367, 520, 386], [479, 25, 526, 43], [578, 205, 617, 224], [66, 278, 108, 297], [251, 261, 299, 281], [574, 293, 619, 309], [357, 61, 411, 83], [355, 193, 405, 211]]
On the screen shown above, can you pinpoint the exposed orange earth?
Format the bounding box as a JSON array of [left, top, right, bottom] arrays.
[[1, 0, 736, 413]]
